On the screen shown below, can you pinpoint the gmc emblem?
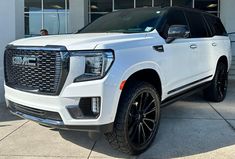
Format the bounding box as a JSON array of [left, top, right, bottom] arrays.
[[12, 56, 37, 67]]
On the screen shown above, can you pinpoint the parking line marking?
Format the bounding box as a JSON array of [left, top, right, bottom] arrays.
[[87, 140, 97, 159], [0, 121, 29, 142], [208, 103, 235, 132]]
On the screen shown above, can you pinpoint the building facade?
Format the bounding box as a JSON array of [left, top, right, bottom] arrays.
[[0, 0, 235, 103]]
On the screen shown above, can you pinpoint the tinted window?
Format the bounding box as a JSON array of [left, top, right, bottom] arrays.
[[185, 11, 209, 38], [80, 8, 165, 33], [204, 15, 227, 36], [161, 9, 188, 39]]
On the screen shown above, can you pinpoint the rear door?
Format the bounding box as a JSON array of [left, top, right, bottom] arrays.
[[204, 14, 231, 71], [184, 10, 213, 80]]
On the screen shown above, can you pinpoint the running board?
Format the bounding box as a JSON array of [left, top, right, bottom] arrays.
[[161, 82, 211, 107]]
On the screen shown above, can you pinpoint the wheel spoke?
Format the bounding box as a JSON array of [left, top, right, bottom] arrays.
[[140, 123, 146, 142], [142, 92, 149, 108], [130, 124, 138, 141], [138, 123, 141, 144], [129, 119, 138, 130], [144, 107, 156, 116], [143, 118, 155, 123], [143, 99, 155, 113], [143, 120, 153, 132], [138, 93, 144, 111]]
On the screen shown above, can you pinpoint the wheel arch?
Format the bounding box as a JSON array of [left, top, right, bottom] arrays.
[[121, 69, 162, 100]]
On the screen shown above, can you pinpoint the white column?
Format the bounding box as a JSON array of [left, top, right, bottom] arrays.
[[220, 0, 235, 55], [220, 0, 235, 33], [0, 0, 24, 104], [68, 0, 88, 33]]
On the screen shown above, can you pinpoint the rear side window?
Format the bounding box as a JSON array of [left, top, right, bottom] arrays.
[[204, 15, 227, 36], [161, 9, 188, 39], [185, 11, 209, 38]]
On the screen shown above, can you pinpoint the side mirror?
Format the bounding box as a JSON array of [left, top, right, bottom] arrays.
[[166, 25, 190, 43]]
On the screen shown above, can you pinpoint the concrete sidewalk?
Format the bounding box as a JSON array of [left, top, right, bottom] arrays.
[[0, 81, 235, 159]]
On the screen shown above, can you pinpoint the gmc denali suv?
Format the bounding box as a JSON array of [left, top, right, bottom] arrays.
[[4, 7, 232, 154]]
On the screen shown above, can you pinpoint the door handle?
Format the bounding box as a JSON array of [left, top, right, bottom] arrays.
[[212, 42, 217, 47], [153, 45, 164, 52], [190, 44, 197, 49]]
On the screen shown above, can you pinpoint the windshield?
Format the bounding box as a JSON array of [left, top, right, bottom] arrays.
[[79, 8, 165, 34]]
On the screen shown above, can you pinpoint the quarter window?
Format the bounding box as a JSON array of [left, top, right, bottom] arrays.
[[204, 15, 227, 36]]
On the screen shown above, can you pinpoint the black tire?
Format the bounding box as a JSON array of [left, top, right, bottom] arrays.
[[105, 81, 161, 155], [203, 62, 228, 102]]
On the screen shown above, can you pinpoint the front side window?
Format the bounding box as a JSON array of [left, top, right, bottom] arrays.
[[161, 9, 188, 39], [185, 11, 209, 38], [80, 8, 165, 34]]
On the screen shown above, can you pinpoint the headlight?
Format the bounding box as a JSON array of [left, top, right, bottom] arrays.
[[71, 50, 114, 82]]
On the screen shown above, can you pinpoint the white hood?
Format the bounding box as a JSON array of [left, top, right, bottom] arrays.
[[10, 33, 149, 50]]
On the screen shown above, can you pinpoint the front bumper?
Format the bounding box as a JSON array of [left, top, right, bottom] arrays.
[[8, 106, 113, 132], [5, 71, 121, 132]]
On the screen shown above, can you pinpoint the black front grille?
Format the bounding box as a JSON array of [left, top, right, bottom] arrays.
[[4, 46, 69, 95], [8, 101, 62, 121]]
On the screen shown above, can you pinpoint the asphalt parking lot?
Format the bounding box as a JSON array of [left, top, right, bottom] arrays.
[[0, 81, 235, 159]]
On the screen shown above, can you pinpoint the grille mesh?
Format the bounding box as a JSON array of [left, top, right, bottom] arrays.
[[4, 49, 63, 95]]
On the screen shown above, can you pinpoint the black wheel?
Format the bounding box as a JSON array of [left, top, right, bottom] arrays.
[[105, 82, 161, 155], [204, 62, 228, 102]]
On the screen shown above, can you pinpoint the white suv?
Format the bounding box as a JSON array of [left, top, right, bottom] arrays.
[[4, 7, 232, 154]]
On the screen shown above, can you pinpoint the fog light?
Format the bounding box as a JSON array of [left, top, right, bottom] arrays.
[[92, 97, 100, 115], [67, 97, 101, 119]]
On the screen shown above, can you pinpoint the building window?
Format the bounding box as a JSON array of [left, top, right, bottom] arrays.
[[136, 0, 153, 8], [89, 0, 112, 22], [88, 0, 220, 23], [154, 0, 170, 7], [195, 0, 219, 16], [24, 0, 69, 37], [172, 0, 193, 8], [25, 0, 42, 12], [114, 0, 134, 10]]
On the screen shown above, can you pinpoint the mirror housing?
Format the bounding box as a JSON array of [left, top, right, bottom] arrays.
[[166, 25, 190, 43]]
